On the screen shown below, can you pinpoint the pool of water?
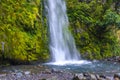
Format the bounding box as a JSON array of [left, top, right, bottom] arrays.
[[0, 60, 120, 76], [44, 60, 120, 76]]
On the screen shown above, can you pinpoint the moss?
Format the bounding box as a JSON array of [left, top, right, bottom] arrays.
[[67, 0, 120, 60], [0, 0, 49, 64], [0, 0, 120, 65]]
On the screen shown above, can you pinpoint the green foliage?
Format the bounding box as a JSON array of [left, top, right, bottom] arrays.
[[0, 0, 49, 64], [103, 10, 120, 27], [67, 0, 120, 60], [0, 0, 120, 64]]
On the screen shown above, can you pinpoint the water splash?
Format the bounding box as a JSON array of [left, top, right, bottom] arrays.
[[45, 0, 80, 62], [45, 60, 91, 66]]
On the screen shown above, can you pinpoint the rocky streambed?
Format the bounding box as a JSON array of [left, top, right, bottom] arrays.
[[104, 56, 120, 62], [1, 57, 120, 80], [0, 67, 115, 80], [0, 64, 120, 80]]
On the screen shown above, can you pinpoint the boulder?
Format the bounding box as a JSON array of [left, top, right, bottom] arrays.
[[83, 73, 91, 79], [51, 68, 62, 73], [46, 76, 57, 80], [99, 74, 106, 79], [75, 73, 85, 79], [0, 73, 6, 77], [114, 73, 120, 80], [24, 71, 31, 75], [16, 72, 23, 78], [95, 74, 100, 79], [72, 76, 80, 80], [90, 74, 97, 80]]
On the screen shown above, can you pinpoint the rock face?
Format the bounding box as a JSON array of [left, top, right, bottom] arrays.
[[105, 56, 120, 62]]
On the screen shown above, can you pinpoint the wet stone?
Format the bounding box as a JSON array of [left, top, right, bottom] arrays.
[[16, 72, 23, 78], [0, 73, 6, 77], [0, 67, 117, 80], [95, 74, 100, 79], [24, 71, 31, 75], [72, 76, 80, 80], [83, 73, 91, 79], [99, 74, 106, 79], [75, 73, 84, 79], [90, 74, 97, 80], [46, 76, 57, 80], [43, 69, 51, 74], [114, 73, 120, 80], [51, 68, 62, 73]]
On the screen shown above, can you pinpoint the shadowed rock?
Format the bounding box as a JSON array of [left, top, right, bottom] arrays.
[[114, 73, 120, 80]]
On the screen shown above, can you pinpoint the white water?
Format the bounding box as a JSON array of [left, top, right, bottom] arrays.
[[46, 60, 91, 66], [45, 0, 81, 64]]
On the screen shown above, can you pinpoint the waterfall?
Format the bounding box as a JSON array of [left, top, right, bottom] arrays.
[[45, 0, 80, 63]]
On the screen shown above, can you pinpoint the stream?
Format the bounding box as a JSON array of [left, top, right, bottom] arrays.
[[44, 60, 120, 76], [0, 60, 120, 80]]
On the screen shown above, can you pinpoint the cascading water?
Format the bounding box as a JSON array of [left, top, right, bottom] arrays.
[[40, 1, 120, 77], [45, 0, 81, 64]]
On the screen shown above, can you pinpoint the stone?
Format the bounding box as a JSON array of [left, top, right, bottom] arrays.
[[72, 76, 80, 80], [24, 71, 31, 75], [16, 72, 23, 78], [90, 74, 97, 80], [83, 73, 91, 79], [75, 73, 84, 79], [114, 73, 120, 80], [99, 74, 106, 79], [105, 77, 111, 80], [95, 74, 100, 79], [114, 77, 119, 80], [0, 73, 6, 77], [46, 76, 57, 80], [42, 69, 51, 74], [51, 68, 62, 73], [41, 79, 46, 80]]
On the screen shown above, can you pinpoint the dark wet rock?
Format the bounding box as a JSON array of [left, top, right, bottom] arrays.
[[46, 76, 57, 80], [83, 73, 91, 79], [72, 76, 80, 80], [0, 73, 6, 77], [98, 74, 112, 80], [114, 77, 119, 80], [83, 73, 89, 77], [51, 68, 55, 73], [95, 74, 100, 79], [114, 73, 120, 80], [51, 68, 62, 73], [106, 77, 111, 80], [0, 66, 115, 80], [16, 72, 23, 78], [41, 79, 46, 80], [74, 73, 111, 80], [99, 74, 106, 79], [42, 69, 51, 74], [75, 73, 84, 79], [0, 72, 7, 77], [73, 73, 103, 80], [90, 74, 97, 80], [105, 56, 120, 63]]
